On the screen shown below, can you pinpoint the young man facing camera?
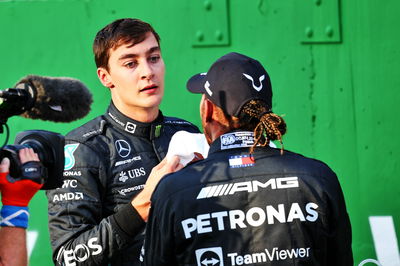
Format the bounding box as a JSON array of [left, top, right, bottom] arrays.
[[46, 18, 199, 266]]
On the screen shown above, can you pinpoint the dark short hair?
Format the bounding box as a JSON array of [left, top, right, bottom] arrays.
[[93, 18, 161, 70]]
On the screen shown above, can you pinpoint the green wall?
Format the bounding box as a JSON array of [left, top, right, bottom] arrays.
[[0, 0, 399, 265]]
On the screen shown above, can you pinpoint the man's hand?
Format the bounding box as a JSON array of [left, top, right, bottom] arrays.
[[132, 156, 183, 221], [0, 148, 43, 207]]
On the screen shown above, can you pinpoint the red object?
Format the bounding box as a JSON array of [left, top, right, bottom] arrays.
[[0, 172, 42, 207]]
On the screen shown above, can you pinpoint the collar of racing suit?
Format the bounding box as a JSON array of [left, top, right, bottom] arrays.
[[208, 130, 256, 154], [105, 101, 164, 140]]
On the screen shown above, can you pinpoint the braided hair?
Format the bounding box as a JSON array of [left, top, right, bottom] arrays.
[[238, 100, 286, 154]]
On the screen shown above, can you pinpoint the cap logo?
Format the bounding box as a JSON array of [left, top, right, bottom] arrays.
[[204, 81, 213, 96], [243, 73, 265, 92]]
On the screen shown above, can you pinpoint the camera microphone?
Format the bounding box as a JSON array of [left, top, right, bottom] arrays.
[[0, 75, 93, 123], [0, 75, 91, 189]]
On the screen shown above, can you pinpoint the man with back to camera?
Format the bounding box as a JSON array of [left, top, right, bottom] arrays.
[[0, 148, 43, 266], [46, 18, 199, 265], [142, 52, 353, 265]]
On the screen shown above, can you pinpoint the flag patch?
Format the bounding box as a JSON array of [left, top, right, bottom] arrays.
[[229, 155, 255, 168]]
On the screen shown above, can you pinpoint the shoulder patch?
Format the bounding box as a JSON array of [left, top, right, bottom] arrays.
[[81, 120, 106, 139], [67, 117, 107, 142]]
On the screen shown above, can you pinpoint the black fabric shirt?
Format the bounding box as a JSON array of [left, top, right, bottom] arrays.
[[46, 102, 200, 265], [142, 131, 353, 266]]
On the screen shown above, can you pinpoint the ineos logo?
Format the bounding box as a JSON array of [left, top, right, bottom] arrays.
[[60, 237, 103, 265], [115, 140, 131, 158]]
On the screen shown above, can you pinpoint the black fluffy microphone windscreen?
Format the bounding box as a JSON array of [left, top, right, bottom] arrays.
[[15, 75, 93, 122]]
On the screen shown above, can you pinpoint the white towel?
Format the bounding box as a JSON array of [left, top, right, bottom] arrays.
[[166, 131, 209, 167]]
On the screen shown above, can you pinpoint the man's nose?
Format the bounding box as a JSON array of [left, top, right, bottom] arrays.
[[140, 61, 154, 80]]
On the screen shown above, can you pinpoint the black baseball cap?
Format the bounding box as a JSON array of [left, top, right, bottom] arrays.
[[186, 52, 272, 117]]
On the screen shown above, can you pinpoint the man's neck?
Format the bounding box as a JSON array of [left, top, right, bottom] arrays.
[[114, 103, 159, 123], [204, 121, 231, 144]]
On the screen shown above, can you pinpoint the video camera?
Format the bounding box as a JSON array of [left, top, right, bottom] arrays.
[[0, 75, 92, 190], [0, 130, 64, 190]]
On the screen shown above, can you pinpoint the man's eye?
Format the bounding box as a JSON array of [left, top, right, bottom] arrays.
[[125, 61, 137, 68], [149, 55, 160, 63]]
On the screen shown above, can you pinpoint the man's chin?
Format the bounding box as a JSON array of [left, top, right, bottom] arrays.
[[141, 95, 163, 108]]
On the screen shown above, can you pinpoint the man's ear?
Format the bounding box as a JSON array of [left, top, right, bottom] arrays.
[[97, 67, 114, 88], [203, 98, 215, 123]]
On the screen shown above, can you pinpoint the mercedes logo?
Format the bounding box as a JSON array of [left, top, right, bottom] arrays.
[[115, 140, 131, 158]]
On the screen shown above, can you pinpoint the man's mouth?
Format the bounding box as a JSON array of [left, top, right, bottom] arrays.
[[140, 85, 158, 93]]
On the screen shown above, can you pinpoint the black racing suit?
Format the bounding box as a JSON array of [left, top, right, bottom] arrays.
[[46, 102, 200, 266], [143, 131, 353, 266]]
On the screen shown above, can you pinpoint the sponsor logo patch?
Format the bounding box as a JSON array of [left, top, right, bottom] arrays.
[[229, 155, 254, 168], [227, 246, 312, 265], [117, 184, 145, 196], [82, 130, 98, 138], [118, 167, 146, 183], [115, 140, 131, 158], [125, 122, 137, 134], [220, 132, 254, 150], [115, 155, 142, 167], [64, 144, 79, 170], [108, 112, 125, 127], [197, 177, 299, 199], [63, 170, 82, 177], [195, 247, 223, 266], [181, 202, 318, 239], [58, 237, 103, 265], [61, 179, 78, 189], [194, 246, 312, 265], [164, 120, 192, 125], [52, 192, 84, 202], [119, 171, 129, 182]]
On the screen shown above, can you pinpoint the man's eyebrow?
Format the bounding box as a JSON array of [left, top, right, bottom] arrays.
[[118, 46, 160, 61], [147, 46, 160, 54]]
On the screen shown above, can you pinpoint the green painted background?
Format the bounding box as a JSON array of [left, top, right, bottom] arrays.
[[0, 0, 399, 265]]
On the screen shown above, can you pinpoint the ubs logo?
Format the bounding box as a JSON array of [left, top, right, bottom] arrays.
[[115, 140, 131, 158], [195, 247, 223, 266]]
